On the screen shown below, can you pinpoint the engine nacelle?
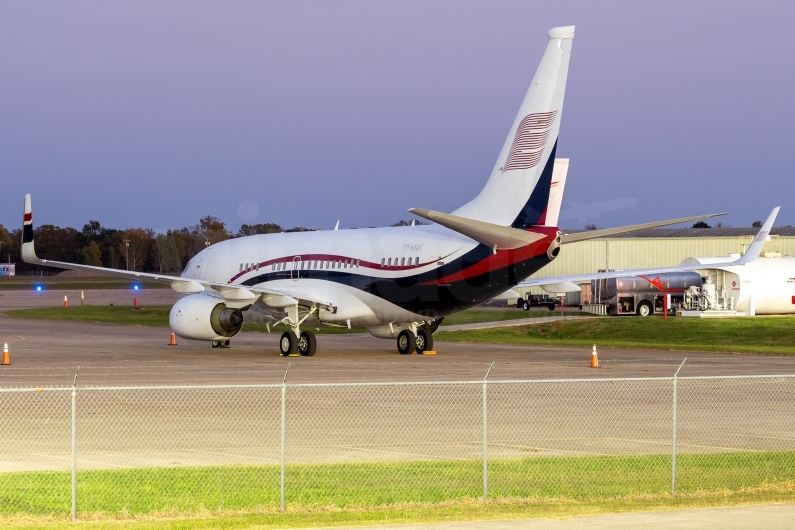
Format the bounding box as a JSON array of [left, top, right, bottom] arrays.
[[169, 294, 244, 341], [547, 231, 561, 260]]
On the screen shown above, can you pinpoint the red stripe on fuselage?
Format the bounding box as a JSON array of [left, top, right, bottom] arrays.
[[421, 227, 558, 285], [23, 213, 32, 222]]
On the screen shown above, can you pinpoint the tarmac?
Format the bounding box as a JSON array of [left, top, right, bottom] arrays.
[[1, 314, 794, 386]]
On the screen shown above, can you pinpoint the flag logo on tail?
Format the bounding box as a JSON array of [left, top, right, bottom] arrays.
[[502, 110, 558, 173]]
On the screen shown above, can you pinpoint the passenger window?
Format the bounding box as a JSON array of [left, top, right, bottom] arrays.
[[357, 259, 360, 267], [239, 263, 244, 272], [401, 257, 405, 266], [415, 257, 419, 265], [388, 258, 392, 266], [381, 258, 385, 266]]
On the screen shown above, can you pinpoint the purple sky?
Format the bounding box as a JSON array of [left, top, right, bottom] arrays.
[[2, 1, 794, 233]]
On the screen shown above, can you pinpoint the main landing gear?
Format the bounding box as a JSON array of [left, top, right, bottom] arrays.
[[279, 330, 317, 356], [211, 340, 230, 348], [396, 328, 434, 355]]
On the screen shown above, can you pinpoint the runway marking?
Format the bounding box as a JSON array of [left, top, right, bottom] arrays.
[[182, 449, 280, 463], [323, 445, 474, 461], [23, 452, 130, 469]]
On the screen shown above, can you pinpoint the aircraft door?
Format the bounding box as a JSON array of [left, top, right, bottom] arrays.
[[292, 256, 301, 280]]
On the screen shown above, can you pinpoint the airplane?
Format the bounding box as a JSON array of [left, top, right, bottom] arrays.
[[20, 25, 753, 356]]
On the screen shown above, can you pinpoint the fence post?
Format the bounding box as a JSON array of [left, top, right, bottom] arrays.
[[280, 363, 290, 511], [671, 358, 686, 496], [482, 362, 494, 501], [71, 367, 80, 521]]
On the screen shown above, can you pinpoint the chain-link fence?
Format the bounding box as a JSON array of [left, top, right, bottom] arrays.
[[1, 373, 794, 520]]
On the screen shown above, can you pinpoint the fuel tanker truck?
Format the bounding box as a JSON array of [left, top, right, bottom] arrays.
[[591, 272, 703, 316]]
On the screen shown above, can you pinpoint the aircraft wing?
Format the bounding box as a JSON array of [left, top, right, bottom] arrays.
[[20, 195, 335, 312], [520, 207, 779, 289]]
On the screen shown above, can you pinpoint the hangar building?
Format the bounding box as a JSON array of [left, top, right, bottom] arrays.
[[516, 227, 795, 305]]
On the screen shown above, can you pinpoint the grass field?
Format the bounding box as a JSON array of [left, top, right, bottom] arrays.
[[1, 452, 792, 524], [0, 276, 169, 290], [437, 315, 795, 355], [1, 306, 566, 334]]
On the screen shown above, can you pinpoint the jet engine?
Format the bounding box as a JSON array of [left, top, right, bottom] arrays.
[[169, 294, 244, 341]]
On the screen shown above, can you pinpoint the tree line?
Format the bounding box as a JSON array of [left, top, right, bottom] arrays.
[[0, 218, 425, 275]]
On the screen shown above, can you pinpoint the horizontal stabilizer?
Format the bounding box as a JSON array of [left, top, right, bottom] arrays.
[[560, 212, 728, 244], [409, 208, 545, 250]]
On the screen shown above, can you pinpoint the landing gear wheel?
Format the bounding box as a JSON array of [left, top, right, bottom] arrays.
[[298, 331, 317, 356], [416, 329, 433, 354], [279, 331, 298, 356], [211, 340, 220, 348], [522, 301, 530, 311], [211, 340, 230, 348], [397, 330, 416, 355], [637, 301, 653, 317]]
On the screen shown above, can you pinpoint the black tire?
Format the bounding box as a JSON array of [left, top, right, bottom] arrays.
[[547, 304, 556, 311], [298, 331, 317, 356], [279, 331, 298, 356], [221, 340, 230, 349], [637, 301, 653, 317], [397, 330, 416, 355], [522, 301, 530, 311], [416, 329, 434, 353]]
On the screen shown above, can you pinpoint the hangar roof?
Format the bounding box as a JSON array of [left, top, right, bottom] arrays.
[[561, 226, 795, 238]]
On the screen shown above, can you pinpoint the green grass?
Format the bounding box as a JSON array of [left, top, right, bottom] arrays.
[[437, 315, 795, 355], [440, 308, 587, 326], [0, 276, 169, 290], [0, 306, 565, 335], [1, 305, 173, 327], [0, 452, 792, 523]]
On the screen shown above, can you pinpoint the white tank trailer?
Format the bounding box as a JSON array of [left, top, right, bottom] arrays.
[[591, 272, 703, 316], [680, 256, 795, 315]]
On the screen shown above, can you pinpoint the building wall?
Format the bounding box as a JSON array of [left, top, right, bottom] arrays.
[[512, 236, 795, 305]]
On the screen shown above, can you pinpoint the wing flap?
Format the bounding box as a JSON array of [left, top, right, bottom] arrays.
[[560, 212, 728, 244]]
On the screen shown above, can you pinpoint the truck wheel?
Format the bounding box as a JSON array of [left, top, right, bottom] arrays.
[[547, 304, 556, 311], [637, 301, 653, 317], [522, 301, 530, 311]]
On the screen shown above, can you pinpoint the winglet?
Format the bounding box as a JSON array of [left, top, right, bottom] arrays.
[[735, 207, 779, 265], [21, 194, 42, 264]]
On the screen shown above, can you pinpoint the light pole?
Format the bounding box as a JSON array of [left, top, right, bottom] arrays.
[[124, 240, 130, 270]]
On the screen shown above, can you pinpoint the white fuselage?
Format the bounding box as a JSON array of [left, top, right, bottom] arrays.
[[181, 225, 480, 326], [684, 256, 795, 315]]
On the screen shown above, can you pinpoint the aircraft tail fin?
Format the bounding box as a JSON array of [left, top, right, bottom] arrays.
[[453, 26, 574, 227], [541, 158, 569, 227], [21, 194, 42, 265]]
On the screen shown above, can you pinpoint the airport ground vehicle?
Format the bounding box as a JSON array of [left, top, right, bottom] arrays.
[[590, 272, 703, 316], [516, 294, 559, 311]]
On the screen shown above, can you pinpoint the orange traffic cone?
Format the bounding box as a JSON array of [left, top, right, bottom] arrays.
[[63, 295, 68, 308], [2, 342, 10, 365], [168, 332, 178, 346], [590, 344, 599, 368]]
